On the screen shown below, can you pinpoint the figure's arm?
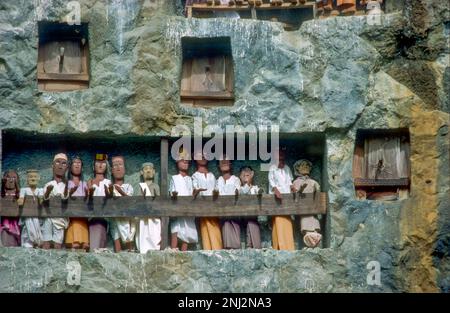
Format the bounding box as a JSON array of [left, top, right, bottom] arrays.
[[43, 184, 54, 200], [17, 188, 26, 206]]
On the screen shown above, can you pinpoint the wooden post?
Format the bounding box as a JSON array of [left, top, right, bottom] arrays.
[[187, 6, 193, 18], [313, 2, 317, 19], [160, 137, 169, 249]]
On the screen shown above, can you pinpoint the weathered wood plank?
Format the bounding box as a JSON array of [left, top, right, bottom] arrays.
[[160, 138, 169, 249], [354, 178, 409, 187], [37, 72, 89, 81], [0, 192, 327, 218], [180, 90, 234, 100], [190, 2, 315, 11]]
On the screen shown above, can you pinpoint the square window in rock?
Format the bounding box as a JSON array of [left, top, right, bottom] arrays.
[[353, 129, 410, 201], [37, 22, 89, 92], [180, 37, 234, 107]]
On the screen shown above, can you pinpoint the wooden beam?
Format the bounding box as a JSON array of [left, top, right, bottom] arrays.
[[354, 178, 410, 187], [160, 138, 169, 249], [37, 72, 89, 81], [180, 91, 234, 100], [0, 192, 327, 218], [190, 2, 315, 12]]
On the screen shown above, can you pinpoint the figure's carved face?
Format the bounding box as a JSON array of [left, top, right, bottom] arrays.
[[27, 172, 40, 188], [177, 159, 190, 172], [297, 162, 311, 176], [219, 160, 231, 173], [195, 153, 208, 167], [4, 171, 18, 190], [111, 157, 125, 180], [141, 165, 155, 180], [276, 151, 286, 168], [71, 159, 82, 176], [94, 160, 107, 175], [240, 170, 253, 185], [53, 158, 68, 178]]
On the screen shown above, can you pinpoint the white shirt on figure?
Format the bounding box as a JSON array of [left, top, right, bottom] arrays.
[[91, 178, 112, 197], [216, 175, 241, 195], [43, 180, 69, 229], [239, 184, 260, 195], [169, 174, 198, 243], [137, 182, 161, 253], [112, 183, 136, 243], [268, 164, 293, 194], [192, 171, 216, 196]]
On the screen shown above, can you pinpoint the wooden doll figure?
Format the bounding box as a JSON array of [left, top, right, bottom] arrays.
[[87, 153, 112, 250], [110, 156, 135, 252], [18, 169, 44, 248], [192, 151, 223, 250], [216, 157, 241, 249], [239, 166, 262, 249], [1, 170, 21, 247], [268, 148, 296, 250], [292, 159, 322, 248], [65, 156, 89, 251], [42, 153, 70, 249], [137, 162, 162, 253], [170, 149, 198, 251]]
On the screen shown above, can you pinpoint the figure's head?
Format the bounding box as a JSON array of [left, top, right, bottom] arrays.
[[93, 153, 108, 176], [175, 148, 191, 172], [2, 169, 19, 197], [26, 170, 40, 188], [194, 150, 208, 167], [294, 159, 313, 176], [219, 155, 232, 173], [141, 162, 155, 181], [239, 166, 254, 185], [52, 153, 69, 179], [111, 156, 126, 180], [275, 148, 286, 168], [70, 156, 83, 177], [2, 170, 19, 191]]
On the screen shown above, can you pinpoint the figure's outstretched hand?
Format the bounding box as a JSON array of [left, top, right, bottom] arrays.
[[44, 185, 54, 199], [212, 189, 219, 201], [171, 191, 178, 200], [17, 197, 24, 207], [69, 185, 79, 197], [290, 185, 297, 193], [273, 187, 282, 200]]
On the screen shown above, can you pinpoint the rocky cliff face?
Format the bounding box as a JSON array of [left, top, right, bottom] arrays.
[[0, 0, 449, 292]]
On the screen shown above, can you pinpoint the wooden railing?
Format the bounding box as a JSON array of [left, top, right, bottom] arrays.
[[186, 1, 317, 19], [0, 192, 327, 218]]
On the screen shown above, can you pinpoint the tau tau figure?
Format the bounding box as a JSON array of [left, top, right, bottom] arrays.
[[292, 159, 322, 248], [42, 153, 70, 249], [87, 153, 111, 250], [239, 166, 262, 249], [268, 148, 296, 250], [170, 148, 198, 251], [65, 156, 89, 251], [216, 157, 241, 249], [18, 169, 44, 248], [137, 162, 162, 253], [192, 151, 223, 250], [110, 156, 136, 252], [1, 169, 21, 247]]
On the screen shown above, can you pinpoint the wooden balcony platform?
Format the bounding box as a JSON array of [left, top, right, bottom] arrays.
[[187, 1, 317, 19]]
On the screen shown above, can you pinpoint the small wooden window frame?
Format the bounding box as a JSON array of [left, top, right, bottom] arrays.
[[180, 37, 234, 107], [37, 22, 89, 92], [353, 129, 411, 201]]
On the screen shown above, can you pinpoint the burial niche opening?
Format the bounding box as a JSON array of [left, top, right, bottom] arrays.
[[37, 22, 89, 92], [180, 37, 234, 107], [353, 129, 410, 201]]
